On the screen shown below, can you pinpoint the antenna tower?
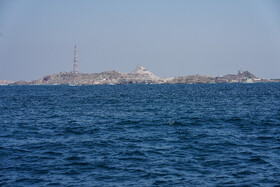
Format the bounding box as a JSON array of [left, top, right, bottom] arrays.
[[73, 45, 79, 74]]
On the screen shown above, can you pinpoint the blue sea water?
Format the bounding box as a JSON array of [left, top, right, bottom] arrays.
[[0, 83, 280, 186]]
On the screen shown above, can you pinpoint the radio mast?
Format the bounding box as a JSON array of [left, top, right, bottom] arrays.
[[73, 45, 78, 74]]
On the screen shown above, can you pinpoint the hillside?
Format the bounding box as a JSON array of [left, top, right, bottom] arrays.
[[12, 66, 165, 85]]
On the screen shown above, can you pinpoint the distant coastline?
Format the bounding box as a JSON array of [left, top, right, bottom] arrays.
[[8, 66, 280, 86], [0, 80, 14, 85]]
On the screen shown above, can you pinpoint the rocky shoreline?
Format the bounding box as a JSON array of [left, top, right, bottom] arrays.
[[9, 66, 280, 85]]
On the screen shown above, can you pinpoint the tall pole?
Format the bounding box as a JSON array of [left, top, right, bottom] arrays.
[[73, 45, 78, 74]]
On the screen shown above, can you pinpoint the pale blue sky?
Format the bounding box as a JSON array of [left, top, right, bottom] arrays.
[[0, 0, 280, 81]]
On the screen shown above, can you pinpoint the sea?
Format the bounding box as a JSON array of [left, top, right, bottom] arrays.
[[0, 83, 280, 186]]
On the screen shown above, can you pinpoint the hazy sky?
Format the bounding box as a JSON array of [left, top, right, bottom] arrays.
[[0, 0, 280, 81]]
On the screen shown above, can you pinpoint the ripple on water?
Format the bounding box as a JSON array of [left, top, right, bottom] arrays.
[[0, 84, 280, 186]]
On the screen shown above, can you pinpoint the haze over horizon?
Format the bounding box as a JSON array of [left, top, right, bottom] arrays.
[[0, 0, 280, 81]]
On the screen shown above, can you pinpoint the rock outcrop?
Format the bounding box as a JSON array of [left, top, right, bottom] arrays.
[[130, 66, 159, 79]]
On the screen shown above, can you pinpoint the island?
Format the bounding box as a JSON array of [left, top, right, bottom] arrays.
[[10, 66, 279, 85]]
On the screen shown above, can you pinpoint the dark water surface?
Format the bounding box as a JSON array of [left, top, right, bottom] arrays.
[[0, 84, 280, 186]]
